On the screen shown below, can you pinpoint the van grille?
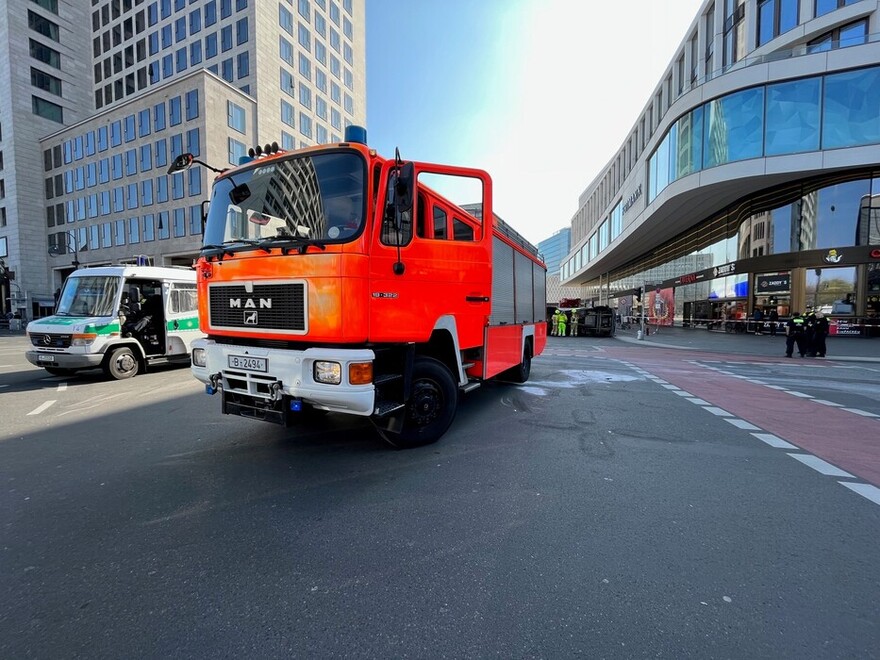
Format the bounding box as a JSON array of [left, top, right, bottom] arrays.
[[208, 283, 306, 332], [30, 333, 72, 348]]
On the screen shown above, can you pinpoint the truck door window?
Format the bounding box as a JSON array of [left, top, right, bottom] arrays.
[[433, 205, 447, 239], [452, 217, 475, 241]]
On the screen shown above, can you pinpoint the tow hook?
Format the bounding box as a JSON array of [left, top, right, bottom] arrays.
[[270, 381, 283, 402], [205, 373, 221, 395]]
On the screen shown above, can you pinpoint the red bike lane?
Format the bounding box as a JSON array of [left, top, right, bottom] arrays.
[[607, 348, 880, 488]]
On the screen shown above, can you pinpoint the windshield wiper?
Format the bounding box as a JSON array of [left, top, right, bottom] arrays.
[[256, 237, 328, 255], [201, 239, 270, 260]]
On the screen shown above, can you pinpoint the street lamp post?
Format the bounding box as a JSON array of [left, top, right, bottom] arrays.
[[48, 230, 80, 268]]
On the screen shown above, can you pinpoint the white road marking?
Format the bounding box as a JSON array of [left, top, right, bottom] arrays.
[[765, 385, 787, 390], [27, 400, 56, 416], [787, 391, 814, 398], [724, 418, 761, 430], [686, 398, 711, 405], [839, 482, 880, 507], [813, 399, 844, 407], [751, 432, 797, 449], [672, 390, 692, 396], [704, 407, 733, 417], [57, 382, 67, 392], [660, 384, 680, 390], [842, 408, 879, 418], [787, 453, 855, 478]]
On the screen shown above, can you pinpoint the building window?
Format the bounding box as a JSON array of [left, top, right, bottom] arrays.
[[757, 0, 798, 47], [808, 18, 868, 53], [722, 0, 746, 69], [237, 51, 249, 78], [228, 137, 246, 165], [28, 10, 60, 41], [29, 39, 61, 68], [32, 0, 59, 13], [299, 112, 312, 138], [227, 101, 246, 133], [816, 0, 860, 18], [31, 68, 62, 96], [32, 95, 63, 122], [236, 17, 248, 45]]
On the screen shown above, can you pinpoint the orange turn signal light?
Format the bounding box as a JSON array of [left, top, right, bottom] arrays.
[[348, 362, 373, 385]]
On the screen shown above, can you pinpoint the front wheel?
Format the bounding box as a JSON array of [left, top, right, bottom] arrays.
[[378, 357, 458, 449], [105, 347, 139, 380]]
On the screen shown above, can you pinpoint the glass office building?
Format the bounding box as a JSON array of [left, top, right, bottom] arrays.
[[561, 0, 880, 336]]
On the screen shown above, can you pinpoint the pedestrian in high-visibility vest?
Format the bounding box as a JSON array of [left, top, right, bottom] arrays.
[[785, 312, 807, 357], [569, 311, 578, 337], [556, 310, 566, 338], [550, 310, 560, 336]]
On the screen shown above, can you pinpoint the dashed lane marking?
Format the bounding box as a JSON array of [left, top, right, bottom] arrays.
[[724, 418, 762, 431], [685, 398, 711, 406], [751, 432, 798, 449], [839, 482, 880, 506], [788, 453, 856, 478], [27, 400, 56, 415], [705, 407, 733, 417], [842, 408, 879, 418], [813, 399, 844, 407]]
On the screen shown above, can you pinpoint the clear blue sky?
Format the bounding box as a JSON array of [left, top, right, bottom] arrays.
[[365, 0, 705, 245]]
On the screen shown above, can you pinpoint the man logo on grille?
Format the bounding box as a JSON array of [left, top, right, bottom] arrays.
[[244, 311, 258, 325]]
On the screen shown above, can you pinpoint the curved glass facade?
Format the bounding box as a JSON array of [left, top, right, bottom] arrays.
[[648, 65, 880, 203]]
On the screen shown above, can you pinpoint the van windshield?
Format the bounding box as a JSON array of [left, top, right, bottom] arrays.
[[203, 151, 367, 251], [56, 276, 120, 317]]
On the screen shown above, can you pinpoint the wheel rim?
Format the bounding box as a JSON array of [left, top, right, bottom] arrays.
[[116, 352, 136, 374], [408, 379, 443, 426]]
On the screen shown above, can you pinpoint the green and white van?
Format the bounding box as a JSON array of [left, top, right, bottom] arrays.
[[26, 265, 203, 379]]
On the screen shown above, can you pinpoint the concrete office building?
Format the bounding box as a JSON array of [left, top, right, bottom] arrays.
[[560, 0, 880, 336], [0, 0, 366, 321]]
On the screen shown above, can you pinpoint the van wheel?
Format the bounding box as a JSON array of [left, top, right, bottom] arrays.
[[45, 367, 75, 376], [105, 347, 139, 380], [378, 357, 457, 449]]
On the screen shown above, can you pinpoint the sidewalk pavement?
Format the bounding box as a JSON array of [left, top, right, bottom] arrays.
[[609, 324, 880, 363]]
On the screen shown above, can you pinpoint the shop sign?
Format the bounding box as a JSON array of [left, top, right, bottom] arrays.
[[712, 263, 736, 278], [830, 319, 862, 336], [871, 249, 880, 258], [756, 274, 790, 292], [823, 249, 843, 264], [622, 184, 643, 214]]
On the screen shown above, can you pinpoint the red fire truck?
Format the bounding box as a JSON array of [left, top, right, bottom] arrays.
[[171, 126, 546, 447]]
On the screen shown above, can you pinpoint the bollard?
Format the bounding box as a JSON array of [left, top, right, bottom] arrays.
[[637, 329, 643, 340]]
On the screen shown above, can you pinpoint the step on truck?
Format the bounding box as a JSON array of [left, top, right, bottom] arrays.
[[175, 125, 547, 447], [26, 265, 202, 379]]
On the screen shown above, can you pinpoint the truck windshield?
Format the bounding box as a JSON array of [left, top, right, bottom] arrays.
[[56, 276, 120, 317], [203, 151, 367, 249]]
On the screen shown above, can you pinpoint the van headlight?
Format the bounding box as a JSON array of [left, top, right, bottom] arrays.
[[72, 333, 97, 346], [192, 347, 207, 367], [314, 361, 341, 384]]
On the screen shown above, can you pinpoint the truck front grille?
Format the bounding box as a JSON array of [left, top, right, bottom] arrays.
[[30, 333, 72, 348], [208, 282, 307, 333]]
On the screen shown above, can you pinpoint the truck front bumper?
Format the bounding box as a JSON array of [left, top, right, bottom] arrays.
[[191, 339, 376, 419]]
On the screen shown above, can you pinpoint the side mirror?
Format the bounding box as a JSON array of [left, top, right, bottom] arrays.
[[230, 183, 251, 205], [167, 153, 194, 175], [394, 162, 414, 214]]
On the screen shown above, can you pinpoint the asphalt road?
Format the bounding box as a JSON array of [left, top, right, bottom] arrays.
[[1, 335, 879, 659]]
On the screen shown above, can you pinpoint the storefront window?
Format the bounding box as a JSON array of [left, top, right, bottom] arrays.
[[805, 266, 855, 314]]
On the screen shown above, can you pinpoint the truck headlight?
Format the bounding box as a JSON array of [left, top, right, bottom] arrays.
[[72, 333, 97, 346], [192, 347, 206, 367], [314, 361, 341, 384]]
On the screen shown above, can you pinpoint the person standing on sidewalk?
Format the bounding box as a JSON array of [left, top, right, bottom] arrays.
[[785, 312, 807, 357], [768, 308, 779, 336], [753, 307, 764, 335], [808, 310, 830, 357]]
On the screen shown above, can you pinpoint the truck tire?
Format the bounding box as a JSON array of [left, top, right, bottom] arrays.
[[380, 357, 457, 449], [105, 347, 139, 380], [508, 345, 532, 384]]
